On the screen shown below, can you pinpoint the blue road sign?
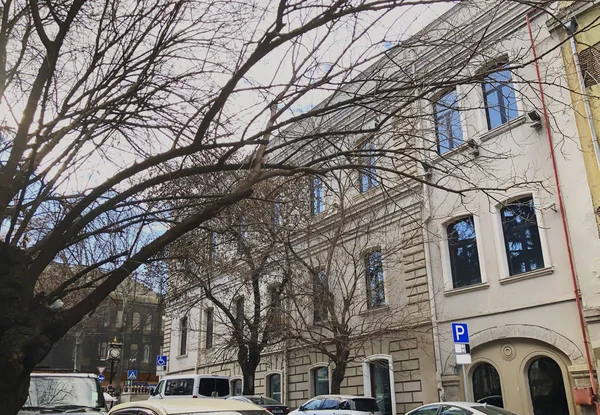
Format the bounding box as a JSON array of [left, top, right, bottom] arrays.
[[127, 370, 138, 380], [97, 374, 105, 383], [156, 355, 168, 366], [451, 322, 469, 343]]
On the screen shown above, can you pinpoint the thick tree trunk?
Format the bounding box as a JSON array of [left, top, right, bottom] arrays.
[[330, 360, 347, 394], [238, 343, 262, 395], [0, 244, 60, 415]]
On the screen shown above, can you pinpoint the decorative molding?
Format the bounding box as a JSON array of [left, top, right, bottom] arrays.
[[444, 282, 489, 297], [499, 266, 554, 285]]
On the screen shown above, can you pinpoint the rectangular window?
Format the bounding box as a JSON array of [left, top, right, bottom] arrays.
[[359, 140, 378, 192], [209, 231, 218, 261], [145, 314, 153, 332], [205, 309, 214, 349], [143, 344, 151, 363], [129, 344, 138, 362], [500, 196, 544, 275], [312, 367, 329, 396], [313, 270, 328, 322], [365, 250, 385, 308], [269, 285, 282, 327], [274, 200, 282, 225], [483, 67, 518, 130], [268, 374, 282, 402], [98, 342, 108, 360], [435, 89, 464, 154], [116, 310, 123, 327], [447, 216, 482, 288], [179, 316, 188, 355], [311, 176, 324, 215], [235, 297, 244, 330]]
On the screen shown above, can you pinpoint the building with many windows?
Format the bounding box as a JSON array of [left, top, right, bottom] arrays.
[[162, 2, 600, 415]]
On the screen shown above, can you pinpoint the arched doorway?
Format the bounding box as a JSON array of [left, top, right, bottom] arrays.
[[472, 363, 503, 408], [527, 356, 569, 415]]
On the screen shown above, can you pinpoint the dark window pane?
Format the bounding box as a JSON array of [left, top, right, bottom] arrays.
[[410, 406, 441, 415], [441, 406, 471, 415], [314, 269, 328, 322], [206, 310, 213, 349], [360, 141, 378, 191], [313, 367, 329, 396], [500, 197, 544, 276], [311, 176, 324, 215], [473, 363, 503, 408], [365, 250, 385, 308], [483, 68, 518, 130], [198, 378, 229, 397], [165, 379, 194, 396], [436, 90, 463, 154], [179, 317, 188, 356], [303, 399, 323, 410], [322, 398, 339, 410], [352, 398, 379, 412], [447, 217, 482, 288]]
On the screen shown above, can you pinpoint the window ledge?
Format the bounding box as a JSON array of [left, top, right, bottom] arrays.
[[360, 304, 390, 315], [499, 266, 554, 285], [478, 114, 527, 143], [429, 142, 472, 165], [444, 281, 489, 297], [176, 354, 188, 359]]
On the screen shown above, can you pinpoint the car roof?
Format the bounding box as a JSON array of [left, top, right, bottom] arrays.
[[312, 395, 374, 400], [410, 402, 486, 410], [161, 374, 230, 380], [31, 372, 98, 378], [109, 398, 266, 415]]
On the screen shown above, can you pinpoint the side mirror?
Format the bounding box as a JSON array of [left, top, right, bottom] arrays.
[[298, 406, 305, 411]]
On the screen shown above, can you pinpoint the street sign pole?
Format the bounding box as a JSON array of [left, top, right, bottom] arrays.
[[462, 365, 469, 402]]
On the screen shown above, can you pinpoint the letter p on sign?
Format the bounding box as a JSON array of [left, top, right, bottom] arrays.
[[452, 322, 469, 343]]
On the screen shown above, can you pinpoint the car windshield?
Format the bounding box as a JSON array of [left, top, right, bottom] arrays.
[[247, 397, 281, 405], [23, 376, 104, 410], [352, 398, 379, 412], [472, 406, 517, 415], [173, 412, 267, 415]]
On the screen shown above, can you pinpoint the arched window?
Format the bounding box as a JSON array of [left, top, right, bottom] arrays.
[[528, 357, 569, 415], [472, 363, 503, 408], [231, 379, 242, 396], [368, 360, 392, 415], [267, 373, 282, 403]]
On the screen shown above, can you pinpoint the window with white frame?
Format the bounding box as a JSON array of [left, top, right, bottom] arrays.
[[483, 66, 518, 130], [267, 373, 282, 402], [179, 316, 188, 355], [359, 140, 378, 192], [311, 367, 329, 396], [447, 216, 482, 288], [500, 196, 544, 275], [435, 89, 464, 154], [365, 250, 385, 308], [311, 176, 324, 215]]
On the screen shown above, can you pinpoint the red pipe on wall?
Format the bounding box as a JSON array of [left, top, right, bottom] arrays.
[[526, 12, 599, 412]]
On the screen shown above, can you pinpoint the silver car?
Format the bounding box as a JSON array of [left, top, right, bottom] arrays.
[[289, 395, 382, 415], [406, 402, 517, 415]]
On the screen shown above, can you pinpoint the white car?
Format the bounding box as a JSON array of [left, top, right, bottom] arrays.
[[289, 395, 382, 415], [108, 397, 271, 415], [150, 374, 231, 399], [406, 402, 517, 415]]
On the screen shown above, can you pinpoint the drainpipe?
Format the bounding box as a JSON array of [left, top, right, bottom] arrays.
[[564, 18, 600, 172], [526, 13, 600, 414]]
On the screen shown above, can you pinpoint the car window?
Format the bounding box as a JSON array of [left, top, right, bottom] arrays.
[[199, 378, 230, 397], [441, 406, 472, 415], [303, 399, 323, 410], [471, 406, 517, 415], [261, 397, 282, 405], [339, 400, 351, 410], [322, 398, 340, 410], [165, 378, 194, 396], [410, 405, 440, 415], [351, 398, 379, 412], [155, 380, 164, 395]]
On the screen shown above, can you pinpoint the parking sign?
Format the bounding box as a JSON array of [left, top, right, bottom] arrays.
[[451, 322, 469, 343]]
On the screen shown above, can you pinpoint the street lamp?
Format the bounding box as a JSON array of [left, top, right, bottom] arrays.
[[106, 337, 122, 391]]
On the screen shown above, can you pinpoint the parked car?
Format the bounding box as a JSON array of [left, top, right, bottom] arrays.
[[406, 402, 517, 415], [19, 371, 107, 414], [108, 397, 272, 415], [289, 395, 382, 415], [150, 374, 231, 399], [228, 395, 290, 414]]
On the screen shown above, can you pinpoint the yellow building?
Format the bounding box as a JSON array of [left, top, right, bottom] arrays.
[[558, 1, 600, 234]]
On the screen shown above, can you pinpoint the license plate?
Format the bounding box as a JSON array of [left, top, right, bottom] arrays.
[[271, 410, 283, 413]]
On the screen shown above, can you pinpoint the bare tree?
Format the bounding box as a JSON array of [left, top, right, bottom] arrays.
[[0, 0, 575, 412]]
